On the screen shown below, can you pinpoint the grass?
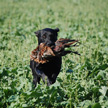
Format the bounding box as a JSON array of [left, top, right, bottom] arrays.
[[0, 0, 108, 107]]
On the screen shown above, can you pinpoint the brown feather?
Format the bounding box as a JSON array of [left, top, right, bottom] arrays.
[[30, 38, 80, 64], [30, 43, 55, 64]]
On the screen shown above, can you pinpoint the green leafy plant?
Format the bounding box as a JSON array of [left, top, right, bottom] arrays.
[[0, 0, 108, 107]]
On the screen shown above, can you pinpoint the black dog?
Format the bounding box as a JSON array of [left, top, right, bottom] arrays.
[[30, 28, 62, 87]]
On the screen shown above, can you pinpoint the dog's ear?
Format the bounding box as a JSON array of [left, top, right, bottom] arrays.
[[54, 28, 59, 32], [34, 30, 40, 37]]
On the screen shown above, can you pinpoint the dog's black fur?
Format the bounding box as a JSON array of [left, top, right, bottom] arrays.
[[30, 28, 62, 87]]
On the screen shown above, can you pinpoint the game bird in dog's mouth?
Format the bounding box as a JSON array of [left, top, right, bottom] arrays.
[[30, 38, 80, 64]]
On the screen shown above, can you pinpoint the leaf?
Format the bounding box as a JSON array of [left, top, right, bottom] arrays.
[[92, 103, 101, 108], [80, 100, 92, 107], [66, 69, 73, 73], [7, 95, 19, 102], [60, 101, 68, 106], [99, 86, 108, 96], [22, 104, 28, 107], [50, 81, 60, 88]]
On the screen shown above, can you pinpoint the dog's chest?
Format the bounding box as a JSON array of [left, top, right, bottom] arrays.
[[36, 57, 62, 75]]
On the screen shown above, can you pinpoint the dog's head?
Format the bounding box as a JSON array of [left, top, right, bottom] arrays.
[[34, 28, 59, 46]]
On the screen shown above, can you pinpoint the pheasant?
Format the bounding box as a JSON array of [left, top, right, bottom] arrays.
[[30, 38, 80, 64]]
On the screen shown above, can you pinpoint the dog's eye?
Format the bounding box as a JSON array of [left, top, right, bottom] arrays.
[[42, 35, 46, 39]]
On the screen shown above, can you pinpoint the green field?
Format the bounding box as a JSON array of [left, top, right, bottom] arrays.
[[0, 0, 108, 107]]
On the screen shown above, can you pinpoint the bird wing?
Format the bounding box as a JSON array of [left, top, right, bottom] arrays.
[[30, 38, 80, 64], [30, 43, 55, 64]]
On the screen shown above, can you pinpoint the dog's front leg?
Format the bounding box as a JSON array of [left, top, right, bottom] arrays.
[[47, 74, 57, 86], [41, 73, 46, 84], [32, 72, 40, 87]]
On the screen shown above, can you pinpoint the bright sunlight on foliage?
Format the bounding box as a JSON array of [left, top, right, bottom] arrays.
[[0, 0, 108, 107]]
